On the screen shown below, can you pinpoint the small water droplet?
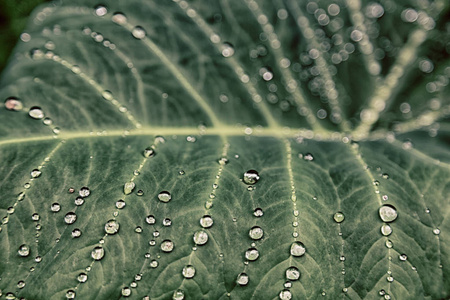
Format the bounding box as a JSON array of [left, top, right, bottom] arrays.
[[124, 182, 136, 195], [182, 265, 196, 278], [150, 260, 158, 268], [286, 266, 300, 280], [178, 170, 185, 175], [200, 215, 213, 228], [136, 226, 143, 233], [163, 218, 172, 226], [31, 213, 40, 221], [72, 228, 81, 238], [243, 170, 260, 185], [379, 205, 398, 222], [245, 247, 259, 261], [30, 169, 42, 178], [249, 226, 264, 240], [279, 289, 292, 300], [253, 208, 264, 217], [105, 220, 120, 235], [303, 153, 314, 161], [136, 190, 144, 196], [18, 244, 30, 257], [333, 212, 344, 223], [66, 290, 76, 299], [4, 97, 23, 111], [143, 148, 155, 158], [161, 240, 174, 252], [28, 106, 44, 119], [433, 228, 440, 235], [218, 157, 229, 165], [385, 240, 393, 248], [158, 191, 172, 203], [91, 246, 104, 260], [386, 276, 394, 282], [381, 224, 392, 236], [112, 12, 127, 24], [132, 26, 146, 39], [236, 272, 249, 286], [116, 200, 126, 209], [79, 187, 90, 198], [17, 280, 25, 289], [290, 241, 306, 257], [146, 215, 156, 225], [221, 42, 235, 57], [43, 117, 52, 125], [77, 272, 88, 283], [382, 173, 390, 179], [94, 5, 107, 17], [399, 254, 407, 261], [193, 230, 208, 245], [121, 287, 131, 297], [64, 212, 77, 224], [382, 195, 389, 201], [50, 202, 61, 212], [74, 197, 84, 206], [172, 289, 185, 300]]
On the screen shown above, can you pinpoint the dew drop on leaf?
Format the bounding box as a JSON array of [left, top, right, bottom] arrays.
[[28, 106, 44, 119], [379, 205, 398, 222], [4, 97, 23, 111], [74, 197, 84, 206], [279, 289, 292, 300], [333, 212, 345, 223], [77, 272, 87, 283], [143, 148, 155, 158], [17, 280, 25, 289], [18, 244, 30, 257], [124, 182, 136, 195], [236, 273, 249, 286], [112, 12, 127, 24], [303, 153, 314, 161], [290, 241, 306, 257], [221, 42, 235, 57], [433, 228, 440, 235], [64, 212, 77, 224], [249, 226, 264, 240], [136, 190, 144, 196], [182, 265, 196, 278], [31, 213, 39, 221], [200, 215, 213, 228], [116, 200, 126, 209], [399, 254, 407, 261], [158, 191, 172, 203], [193, 230, 208, 245], [218, 157, 229, 165], [91, 246, 105, 260], [30, 169, 41, 178], [146, 215, 156, 225], [121, 287, 131, 297], [172, 289, 185, 300], [161, 240, 174, 252], [104, 219, 120, 235], [243, 170, 260, 185], [245, 247, 259, 261], [94, 5, 107, 17], [150, 260, 158, 268], [286, 266, 301, 281], [71, 228, 81, 238], [66, 290, 76, 299], [132, 26, 146, 39], [385, 240, 393, 248], [381, 224, 392, 236], [163, 218, 172, 226], [253, 208, 264, 217], [79, 187, 90, 198]]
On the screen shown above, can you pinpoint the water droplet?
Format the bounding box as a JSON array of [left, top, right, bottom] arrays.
[[245, 247, 259, 261], [253, 208, 264, 217], [28, 106, 44, 119], [399, 254, 407, 261], [379, 205, 398, 222], [122, 287, 131, 297], [172, 289, 185, 300], [17, 280, 25, 289], [290, 241, 306, 257], [157, 191, 171, 203], [79, 187, 90, 198], [150, 260, 158, 268], [4, 97, 23, 111], [382, 173, 390, 179], [200, 215, 213, 228], [24, 182, 31, 189], [286, 266, 300, 280], [333, 212, 344, 223], [279, 289, 292, 300], [94, 5, 107, 17], [51, 202, 60, 212], [78, 272, 88, 283], [136, 190, 144, 196], [105, 220, 120, 235], [340, 255, 346, 261], [64, 212, 77, 224], [136, 226, 143, 233], [146, 215, 156, 225], [433, 228, 440, 235], [31, 213, 40, 221], [381, 224, 392, 236], [249, 226, 264, 240], [91, 246, 104, 260], [221, 42, 235, 57], [71, 228, 81, 238], [66, 290, 76, 299], [161, 240, 174, 252], [116, 200, 126, 209], [386, 276, 394, 282], [124, 182, 136, 195], [143, 148, 155, 158], [385, 240, 393, 248], [132, 26, 146, 39], [31, 169, 41, 178], [178, 170, 185, 175], [182, 265, 196, 278], [17, 192, 25, 201], [35, 255, 42, 263], [243, 170, 260, 185], [74, 197, 84, 206], [382, 195, 389, 201], [303, 153, 314, 161], [18, 244, 30, 257], [163, 218, 172, 226], [236, 272, 249, 286], [193, 230, 208, 245], [218, 157, 229, 165], [112, 12, 127, 24]]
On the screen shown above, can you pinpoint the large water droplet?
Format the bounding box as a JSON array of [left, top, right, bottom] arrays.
[[161, 240, 174, 252], [236, 272, 249, 286], [379, 205, 398, 222], [172, 289, 185, 300], [243, 170, 260, 185], [158, 191, 172, 203], [245, 247, 259, 261], [105, 220, 120, 234], [286, 266, 300, 280], [91, 246, 105, 260], [132, 26, 146, 39], [4, 97, 23, 111], [290, 242, 306, 257], [333, 212, 344, 223], [28, 106, 44, 119], [18, 244, 30, 257], [124, 182, 135, 195], [200, 215, 213, 228], [79, 187, 90, 198], [249, 226, 264, 240], [64, 212, 77, 224], [193, 230, 208, 245], [182, 265, 196, 278], [279, 289, 292, 300]]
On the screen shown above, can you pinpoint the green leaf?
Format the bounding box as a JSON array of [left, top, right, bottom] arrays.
[[0, 0, 449, 299]]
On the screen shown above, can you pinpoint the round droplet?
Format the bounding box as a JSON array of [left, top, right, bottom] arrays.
[[243, 170, 260, 185], [72, 228, 81, 238], [116, 200, 126, 209], [64, 212, 77, 224], [150, 260, 158, 268], [218, 157, 229, 165], [105, 219, 120, 234], [79, 187, 90, 198], [74, 197, 84, 206], [4, 97, 23, 111], [18, 244, 30, 257], [333, 212, 345, 223], [112, 12, 127, 24], [433, 228, 440, 235], [78, 272, 88, 283], [143, 148, 155, 158], [236, 272, 249, 286], [253, 208, 264, 217], [50, 202, 60, 212], [303, 153, 314, 161], [94, 5, 107, 16], [245, 247, 259, 261], [17, 280, 25, 289], [172, 289, 185, 300], [379, 205, 398, 222], [121, 287, 131, 297], [182, 265, 196, 278], [136, 190, 144, 196], [200, 215, 213, 228], [124, 182, 135, 195], [381, 224, 392, 236], [158, 191, 171, 203], [146, 215, 156, 225], [221, 42, 235, 57], [31, 169, 41, 178], [28, 106, 44, 119], [132, 26, 146, 39], [161, 240, 174, 252], [286, 266, 300, 280], [163, 218, 172, 226], [290, 241, 306, 257], [279, 289, 292, 300], [399, 254, 407, 261], [136, 226, 143, 233], [31, 213, 40, 221], [66, 290, 76, 299], [249, 226, 264, 240], [193, 230, 208, 245], [91, 246, 105, 260]]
